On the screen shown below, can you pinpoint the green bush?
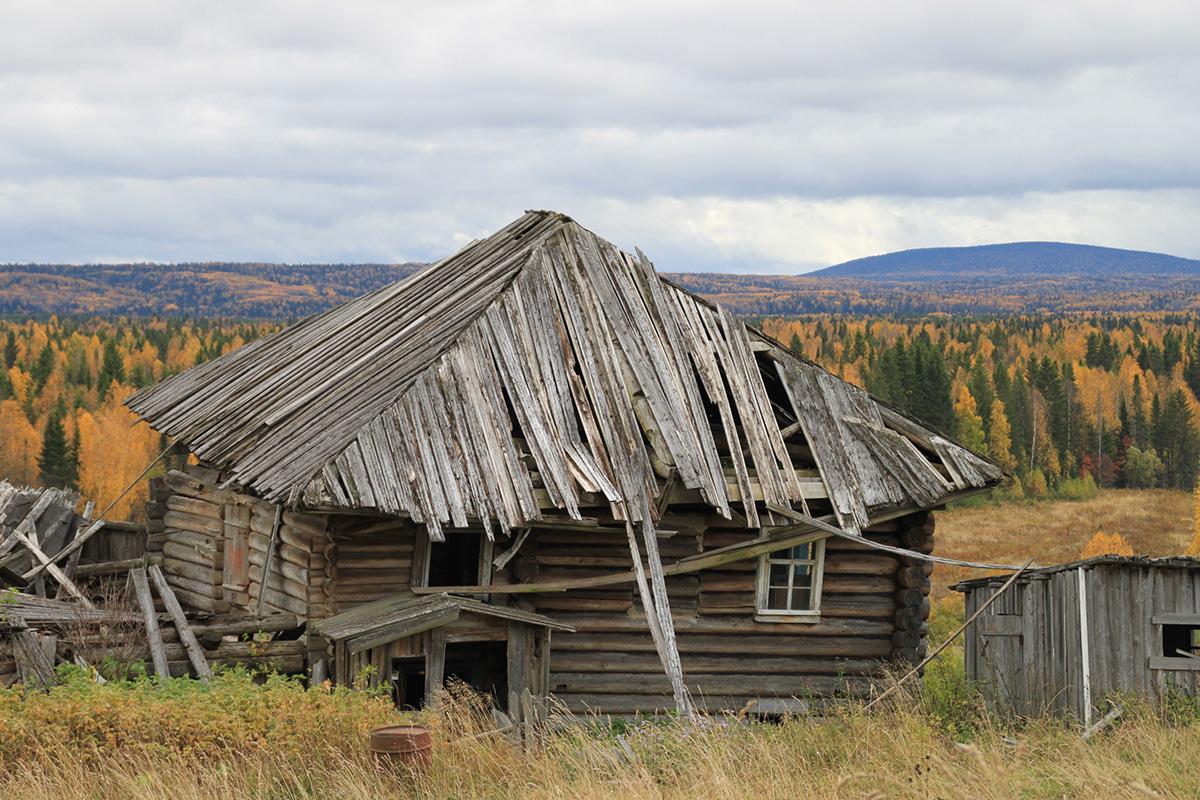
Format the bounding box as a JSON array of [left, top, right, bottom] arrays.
[[1055, 474, 1099, 501]]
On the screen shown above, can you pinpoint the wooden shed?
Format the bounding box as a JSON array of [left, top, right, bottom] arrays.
[[954, 556, 1200, 723], [125, 210, 1004, 718]]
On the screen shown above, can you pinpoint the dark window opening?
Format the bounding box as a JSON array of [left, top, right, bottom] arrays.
[[428, 532, 483, 587], [1162, 624, 1200, 659], [443, 641, 508, 711], [390, 656, 426, 710]]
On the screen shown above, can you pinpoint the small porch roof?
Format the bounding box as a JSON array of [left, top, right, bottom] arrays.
[[311, 593, 574, 655]]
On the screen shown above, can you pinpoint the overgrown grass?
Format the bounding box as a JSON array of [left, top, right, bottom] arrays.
[[0, 650, 1196, 799]]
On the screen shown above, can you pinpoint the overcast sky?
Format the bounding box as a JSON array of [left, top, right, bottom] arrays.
[[1, 1, 1197, 272]]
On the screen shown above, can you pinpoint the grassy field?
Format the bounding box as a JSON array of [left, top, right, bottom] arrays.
[[0, 668, 1196, 799], [933, 488, 1196, 599]]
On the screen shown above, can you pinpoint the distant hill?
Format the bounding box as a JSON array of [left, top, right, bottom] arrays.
[[812, 242, 1200, 279], [0, 262, 422, 318], [7, 241, 1200, 319]]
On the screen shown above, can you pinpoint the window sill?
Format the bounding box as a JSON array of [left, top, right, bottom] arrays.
[[754, 612, 821, 624], [1148, 655, 1200, 671]]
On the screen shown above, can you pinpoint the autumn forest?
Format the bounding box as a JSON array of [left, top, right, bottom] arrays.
[[2, 308, 1199, 521]]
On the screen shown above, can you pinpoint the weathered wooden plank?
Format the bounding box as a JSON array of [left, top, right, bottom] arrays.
[[148, 564, 212, 679], [131, 567, 171, 679]]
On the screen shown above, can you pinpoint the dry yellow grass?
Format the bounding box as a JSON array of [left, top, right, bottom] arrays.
[[0, 700, 1196, 799], [933, 489, 1195, 599]]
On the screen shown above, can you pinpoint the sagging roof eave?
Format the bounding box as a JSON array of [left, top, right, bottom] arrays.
[[656, 273, 1010, 482]]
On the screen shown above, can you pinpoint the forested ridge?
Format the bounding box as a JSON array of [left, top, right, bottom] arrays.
[[0, 262, 421, 317], [760, 314, 1200, 498], [8, 261, 1200, 317], [2, 312, 1199, 519]]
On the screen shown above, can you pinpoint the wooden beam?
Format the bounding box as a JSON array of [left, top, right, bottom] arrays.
[[12, 528, 94, 608], [131, 567, 170, 679], [21, 519, 107, 582], [148, 564, 212, 679], [414, 521, 831, 596]]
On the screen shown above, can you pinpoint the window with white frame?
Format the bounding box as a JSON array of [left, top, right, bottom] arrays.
[[755, 538, 825, 618]]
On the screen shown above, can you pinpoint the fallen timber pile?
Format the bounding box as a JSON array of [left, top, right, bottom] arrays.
[[0, 481, 308, 687]]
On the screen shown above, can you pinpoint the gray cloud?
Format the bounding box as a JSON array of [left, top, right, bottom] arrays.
[[0, 0, 1197, 270]]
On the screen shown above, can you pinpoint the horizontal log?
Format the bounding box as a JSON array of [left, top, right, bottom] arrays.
[[248, 566, 308, 603], [162, 655, 304, 678], [192, 614, 301, 638], [552, 692, 860, 715], [282, 511, 328, 537], [164, 528, 221, 553], [550, 614, 893, 638], [170, 585, 220, 614], [549, 672, 874, 696], [549, 652, 883, 675], [162, 555, 221, 586], [163, 571, 222, 600], [165, 495, 221, 520], [163, 510, 222, 537], [248, 550, 311, 585], [552, 633, 893, 658], [163, 540, 220, 568], [248, 537, 315, 570], [256, 586, 308, 617], [74, 556, 160, 578], [535, 597, 632, 612], [332, 560, 412, 572], [334, 542, 415, 557]]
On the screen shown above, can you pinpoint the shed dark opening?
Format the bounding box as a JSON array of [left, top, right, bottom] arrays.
[[1162, 624, 1200, 659]]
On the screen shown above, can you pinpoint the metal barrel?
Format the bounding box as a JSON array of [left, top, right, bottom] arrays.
[[369, 725, 433, 771]]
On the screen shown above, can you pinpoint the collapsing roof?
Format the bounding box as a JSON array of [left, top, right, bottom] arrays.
[[127, 210, 1003, 538]]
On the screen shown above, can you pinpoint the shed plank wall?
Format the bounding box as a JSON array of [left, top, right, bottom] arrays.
[[963, 563, 1200, 720]]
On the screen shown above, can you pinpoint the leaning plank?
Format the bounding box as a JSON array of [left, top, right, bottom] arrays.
[[12, 528, 93, 608], [148, 564, 212, 679], [130, 567, 171, 679], [22, 519, 107, 582]]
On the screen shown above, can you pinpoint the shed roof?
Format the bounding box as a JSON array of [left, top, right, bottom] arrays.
[[311, 593, 573, 653], [952, 555, 1200, 591], [127, 211, 1003, 537]]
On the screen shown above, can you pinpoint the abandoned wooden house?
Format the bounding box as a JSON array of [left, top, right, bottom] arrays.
[[955, 556, 1200, 724], [120, 210, 1004, 718]]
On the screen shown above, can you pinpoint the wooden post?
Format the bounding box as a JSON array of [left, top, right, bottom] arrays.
[[507, 622, 528, 739], [426, 628, 446, 703], [131, 567, 171, 679], [148, 564, 212, 679]]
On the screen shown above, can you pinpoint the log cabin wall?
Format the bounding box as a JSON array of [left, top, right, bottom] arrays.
[[325, 515, 418, 613], [156, 466, 332, 620], [525, 510, 933, 716]]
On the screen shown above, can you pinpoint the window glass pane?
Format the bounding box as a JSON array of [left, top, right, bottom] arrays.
[[768, 586, 790, 609], [788, 542, 811, 561], [792, 562, 812, 586], [790, 586, 812, 610], [769, 563, 790, 585]]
